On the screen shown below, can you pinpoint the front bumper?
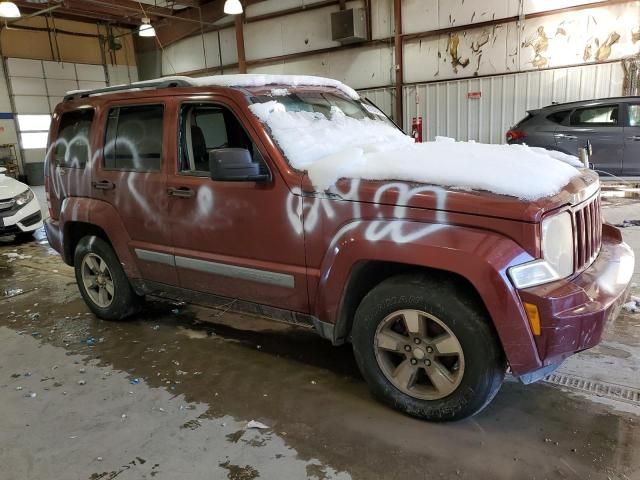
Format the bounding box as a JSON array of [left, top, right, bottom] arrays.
[[518, 224, 634, 374], [0, 197, 43, 234]]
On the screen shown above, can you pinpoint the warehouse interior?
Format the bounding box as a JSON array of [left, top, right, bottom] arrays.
[[0, 1, 639, 479]]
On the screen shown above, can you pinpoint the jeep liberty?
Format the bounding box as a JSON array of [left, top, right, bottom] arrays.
[[44, 75, 634, 421]]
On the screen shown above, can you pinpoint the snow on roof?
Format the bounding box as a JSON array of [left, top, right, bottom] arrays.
[[249, 102, 582, 201], [67, 74, 359, 100]]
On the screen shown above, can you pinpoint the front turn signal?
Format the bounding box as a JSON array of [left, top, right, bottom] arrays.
[[524, 302, 541, 336]]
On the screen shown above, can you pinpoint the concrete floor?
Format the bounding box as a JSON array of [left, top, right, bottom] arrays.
[[0, 189, 639, 480]]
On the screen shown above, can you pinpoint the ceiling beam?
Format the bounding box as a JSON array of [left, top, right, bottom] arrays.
[[155, 0, 268, 46], [14, 1, 140, 26]]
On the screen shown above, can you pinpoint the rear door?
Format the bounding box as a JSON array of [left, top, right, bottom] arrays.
[[46, 108, 95, 218], [166, 96, 308, 313], [92, 101, 177, 285], [555, 103, 623, 175], [623, 102, 640, 176]]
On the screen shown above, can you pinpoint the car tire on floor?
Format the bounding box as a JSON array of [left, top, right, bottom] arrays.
[[351, 274, 506, 421], [73, 235, 140, 320]]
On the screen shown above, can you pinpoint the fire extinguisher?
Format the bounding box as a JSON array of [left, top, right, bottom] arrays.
[[411, 116, 423, 143]]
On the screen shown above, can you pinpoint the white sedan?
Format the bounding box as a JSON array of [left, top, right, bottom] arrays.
[[0, 167, 43, 240]]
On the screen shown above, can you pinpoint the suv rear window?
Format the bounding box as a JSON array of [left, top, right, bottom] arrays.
[[570, 105, 618, 126], [55, 109, 94, 168], [546, 110, 570, 124], [104, 104, 164, 171]]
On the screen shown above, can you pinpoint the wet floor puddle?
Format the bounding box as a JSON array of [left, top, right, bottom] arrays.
[[1, 237, 639, 479]]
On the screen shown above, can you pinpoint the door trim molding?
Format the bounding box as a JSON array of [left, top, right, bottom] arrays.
[[135, 248, 295, 288], [135, 248, 176, 266]]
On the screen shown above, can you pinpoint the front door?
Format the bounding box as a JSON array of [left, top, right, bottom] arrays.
[[555, 103, 624, 175], [92, 102, 177, 285], [623, 103, 640, 176], [166, 98, 308, 313]]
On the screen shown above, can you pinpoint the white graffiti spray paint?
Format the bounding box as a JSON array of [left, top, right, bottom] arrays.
[[286, 179, 448, 245]]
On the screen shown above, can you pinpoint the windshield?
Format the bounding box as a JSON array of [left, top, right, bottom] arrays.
[[249, 91, 410, 171], [251, 92, 395, 125]]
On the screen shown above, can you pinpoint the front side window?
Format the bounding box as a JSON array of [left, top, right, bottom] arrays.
[[179, 103, 267, 176], [570, 105, 618, 127], [104, 104, 164, 171], [628, 104, 640, 127], [54, 109, 94, 168]]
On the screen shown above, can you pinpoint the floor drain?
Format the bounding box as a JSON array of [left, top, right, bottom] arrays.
[[544, 372, 640, 407]]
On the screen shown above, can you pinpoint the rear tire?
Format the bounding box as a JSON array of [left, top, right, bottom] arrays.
[[351, 274, 505, 422], [73, 235, 139, 320]]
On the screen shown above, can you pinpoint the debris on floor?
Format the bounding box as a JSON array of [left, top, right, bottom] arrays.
[[622, 296, 640, 314], [246, 420, 270, 430]]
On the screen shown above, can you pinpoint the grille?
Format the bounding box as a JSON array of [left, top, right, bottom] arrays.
[[0, 198, 15, 211], [573, 194, 602, 271]]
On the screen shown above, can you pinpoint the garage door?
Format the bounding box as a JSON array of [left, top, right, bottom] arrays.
[[6, 58, 138, 183]]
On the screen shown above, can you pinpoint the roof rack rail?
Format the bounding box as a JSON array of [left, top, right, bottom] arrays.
[[63, 78, 193, 102]]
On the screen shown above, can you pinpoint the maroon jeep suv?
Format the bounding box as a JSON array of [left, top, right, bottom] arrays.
[[44, 75, 634, 421]]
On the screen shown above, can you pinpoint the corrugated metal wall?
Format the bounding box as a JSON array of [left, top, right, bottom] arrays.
[[358, 86, 396, 122], [359, 62, 626, 142], [402, 61, 625, 143]]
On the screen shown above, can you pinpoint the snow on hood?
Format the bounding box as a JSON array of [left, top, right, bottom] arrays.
[[249, 102, 582, 201], [67, 74, 359, 101]]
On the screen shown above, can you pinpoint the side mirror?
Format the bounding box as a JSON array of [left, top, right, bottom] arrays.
[[0, 167, 6, 175], [209, 148, 270, 182]]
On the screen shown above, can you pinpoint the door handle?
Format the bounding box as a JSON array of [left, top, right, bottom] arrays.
[[167, 187, 195, 198], [92, 180, 115, 190]]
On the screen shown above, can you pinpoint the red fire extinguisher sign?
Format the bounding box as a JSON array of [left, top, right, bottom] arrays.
[[411, 116, 423, 143]]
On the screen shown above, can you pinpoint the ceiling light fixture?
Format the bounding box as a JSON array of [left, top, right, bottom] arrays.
[[223, 0, 243, 15], [138, 17, 156, 37], [0, 1, 21, 18]]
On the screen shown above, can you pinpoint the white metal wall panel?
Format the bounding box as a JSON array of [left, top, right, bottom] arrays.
[[45, 78, 79, 97], [246, 0, 334, 18], [162, 35, 206, 75], [403, 62, 625, 144], [43, 61, 77, 80], [9, 77, 46, 96], [358, 86, 395, 120], [107, 65, 138, 85], [76, 64, 106, 82], [78, 80, 107, 91], [12, 95, 49, 114], [22, 149, 46, 164], [6, 58, 43, 78]]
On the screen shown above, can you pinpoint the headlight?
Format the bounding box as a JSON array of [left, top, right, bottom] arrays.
[[508, 212, 574, 289], [541, 212, 574, 278], [14, 188, 34, 207]]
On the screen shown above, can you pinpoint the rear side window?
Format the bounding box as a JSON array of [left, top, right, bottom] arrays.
[[104, 104, 164, 171], [628, 105, 640, 127], [546, 110, 570, 124], [55, 109, 94, 168], [570, 105, 618, 126]]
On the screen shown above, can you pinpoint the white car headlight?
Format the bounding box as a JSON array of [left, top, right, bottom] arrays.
[[508, 212, 574, 289], [14, 188, 34, 207], [541, 212, 574, 278]]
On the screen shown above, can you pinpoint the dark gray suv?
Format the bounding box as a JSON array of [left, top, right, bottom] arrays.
[[507, 97, 640, 176]]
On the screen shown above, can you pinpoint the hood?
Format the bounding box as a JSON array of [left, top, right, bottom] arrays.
[[301, 170, 599, 223], [0, 174, 29, 200]]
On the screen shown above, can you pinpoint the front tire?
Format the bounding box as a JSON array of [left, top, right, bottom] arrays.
[[352, 274, 505, 421], [73, 235, 139, 320]]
